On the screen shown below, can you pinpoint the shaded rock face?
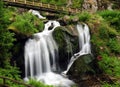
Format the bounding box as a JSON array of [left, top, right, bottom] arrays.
[[53, 26, 79, 71], [11, 35, 27, 77], [53, 24, 101, 82], [53, 25, 98, 75], [69, 54, 94, 75]]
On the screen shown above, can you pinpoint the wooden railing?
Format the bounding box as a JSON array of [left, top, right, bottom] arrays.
[[3, 0, 81, 14], [0, 76, 33, 87]]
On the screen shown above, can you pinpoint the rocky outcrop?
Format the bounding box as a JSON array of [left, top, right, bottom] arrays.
[[82, 0, 98, 12], [53, 26, 79, 70], [82, 0, 114, 12]]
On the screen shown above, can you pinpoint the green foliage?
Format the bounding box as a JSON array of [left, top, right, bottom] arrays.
[[35, 0, 84, 8], [0, 65, 21, 79], [72, 0, 84, 8], [99, 24, 109, 39], [28, 79, 53, 87], [107, 38, 120, 54], [10, 13, 44, 36], [0, 1, 4, 18], [53, 27, 66, 49], [98, 23, 118, 39], [0, 2, 25, 87], [102, 82, 120, 87], [0, 65, 26, 87], [0, 1, 15, 67], [98, 54, 120, 77], [98, 10, 120, 32], [87, 11, 119, 56], [77, 12, 91, 22], [40, 0, 67, 6]]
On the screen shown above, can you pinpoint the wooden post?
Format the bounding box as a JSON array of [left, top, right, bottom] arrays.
[[48, 4, 50, 8], [55, 5, 57, 9], [40, 2, 42, 7], [32, 0, 34, 5], [3, 78, 6, 85], [62, 7, 65, 11], [25, 0, 26, 4]]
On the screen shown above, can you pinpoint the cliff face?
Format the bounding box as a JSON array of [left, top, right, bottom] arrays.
[[82, 0, 115, 12]]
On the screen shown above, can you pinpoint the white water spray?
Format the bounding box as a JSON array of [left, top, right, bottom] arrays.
[[62, 23, 91, 75], [29, 9, 46, 19], [24, 20, 74, 87]]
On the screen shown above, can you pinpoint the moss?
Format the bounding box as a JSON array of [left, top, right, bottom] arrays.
[[98, 10, 120, 32], [107, 38, 120, 54], [53, 27, 65, 49], [99, 54, 120, 78], [10, 12, 44, 36], [77, 12, 91, 22], [69, 54, 95, 76]]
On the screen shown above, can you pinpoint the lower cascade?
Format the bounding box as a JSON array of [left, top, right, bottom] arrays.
[[24, 20, 74, 87]]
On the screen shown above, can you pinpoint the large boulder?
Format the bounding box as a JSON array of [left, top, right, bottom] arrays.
[[53, 26, 79, 71]]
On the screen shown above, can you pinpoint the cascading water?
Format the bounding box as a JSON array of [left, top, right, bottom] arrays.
[[24, 20, 74, 87], [29, 9, 46, 19], [62, 23, 91, 75]]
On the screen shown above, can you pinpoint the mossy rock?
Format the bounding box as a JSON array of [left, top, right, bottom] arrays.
[[53, 26, 79, 70], [68, 54, 95, 76]]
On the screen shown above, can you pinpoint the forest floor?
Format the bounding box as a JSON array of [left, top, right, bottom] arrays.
[[70, 74, 116, 87]]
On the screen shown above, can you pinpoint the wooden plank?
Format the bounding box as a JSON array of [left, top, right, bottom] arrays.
[[3, 0, 81, 14], [26, 0, 34, 5], [49, 5, 56, 10], [42, 3, 48, 8], [34, 2, 39, 6], [17, 0, 24, 3]]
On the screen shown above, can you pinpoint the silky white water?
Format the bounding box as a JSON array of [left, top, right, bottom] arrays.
[[62, 23, 91, 75], [29, 9, 46, 19], [24, 20, 74, 86]]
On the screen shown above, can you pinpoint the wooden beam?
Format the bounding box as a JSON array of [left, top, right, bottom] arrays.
[[0, 76, 33, 87], [3, 0, 81, 14]]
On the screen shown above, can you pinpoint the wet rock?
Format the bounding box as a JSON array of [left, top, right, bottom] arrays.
[[68, 54, 95, 77], [53, 26, 79, 71]]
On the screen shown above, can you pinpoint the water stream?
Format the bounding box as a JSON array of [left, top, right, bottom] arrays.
[[24, 20, 74, 87], [24, 10, 91, 87], [62, 23, 91, 75]]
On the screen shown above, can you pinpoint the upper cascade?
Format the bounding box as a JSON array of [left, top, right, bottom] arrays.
[[29, 9, 46, 19]]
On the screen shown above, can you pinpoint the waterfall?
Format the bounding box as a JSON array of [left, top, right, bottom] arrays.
[[28, 9, 46, 19], [62, 23, 91, 75], [24, 20, 74, 87]]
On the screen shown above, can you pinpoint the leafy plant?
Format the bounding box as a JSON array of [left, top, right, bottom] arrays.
[[28, 79, 53, 87], [40, 0, 67, 6], [98, 54, 120, 77], [107, 38, 120, 54], [102, 82, 120, 87], [0, 65, 25, 87], [78, 12, 91, 22], [73, 0, 84, 8], [0, 1, 15, 67], [10, 13, 44, 36], [98, 10, 120, 32]]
